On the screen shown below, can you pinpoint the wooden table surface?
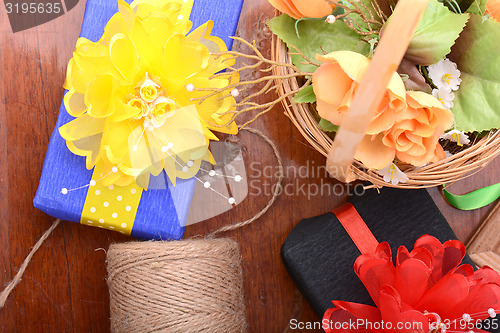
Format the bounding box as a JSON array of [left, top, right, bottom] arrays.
[[1, 1, 499, 332]]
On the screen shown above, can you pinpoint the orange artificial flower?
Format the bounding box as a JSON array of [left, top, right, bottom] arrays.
[[268, 0, 334, 19], [354, 92, 453, 169], [487, 0, 500, 21], [312, 51, 453, 169], [313, 51, 406, 137], [382, 91, 453, 166]]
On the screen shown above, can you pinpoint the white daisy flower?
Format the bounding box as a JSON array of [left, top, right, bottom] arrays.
[[428, 58, 462, 91], [377, 163, 409, 186], [432, 87, 455, 109], [440, 130, 470, 147]]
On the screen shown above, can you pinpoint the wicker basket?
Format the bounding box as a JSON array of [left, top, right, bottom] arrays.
[[272, 36, 500, 189]]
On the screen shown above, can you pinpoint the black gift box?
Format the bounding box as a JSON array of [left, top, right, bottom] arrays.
[[282, 187, 499, 332]]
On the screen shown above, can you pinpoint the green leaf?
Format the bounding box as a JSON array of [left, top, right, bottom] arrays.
[[318, 119, 339, 132], [267, 14, 370, 73], [449, 15, 500, 131], [405, 0, 469, 66], [293, 85, 316, 103], [466, 0, 487, 14]]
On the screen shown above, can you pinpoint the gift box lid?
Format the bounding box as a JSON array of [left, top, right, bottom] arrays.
[[281, 187, 499, 332], [33, 0, 244, 240]]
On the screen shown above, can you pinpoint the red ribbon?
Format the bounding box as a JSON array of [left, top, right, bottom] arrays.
[[333, 203, 379, 255]]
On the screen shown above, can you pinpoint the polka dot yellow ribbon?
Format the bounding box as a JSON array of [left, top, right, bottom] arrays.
[[81, 162, 142, 234]]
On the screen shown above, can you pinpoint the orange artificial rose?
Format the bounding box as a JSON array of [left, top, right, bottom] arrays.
[[313, 51, 406, 138], [354, 92, 453, 168], [382, 91, 453, 166], [268, 0, 334, 19], [312, 51, 454, 169], [487, 0, 500, 21]]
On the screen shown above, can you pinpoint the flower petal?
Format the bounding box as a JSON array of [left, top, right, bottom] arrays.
[[441, 239, 466, 276], [415, 272, 470, 315], [67, 134, 102, 169], [109, 33, 141, 83], [313, 62, 354, 120], [379, 286, 430, 332], [394, 258, 432, 307], [323, 302, 381, 333], [366, 102, 395, 134], [163, 34, 209, 80], [59, 114, 105, 141], [85, 74, 119, 117], [316, 51, 370, 84], [269, 0, 301, 19], [355, 255, 396, 306], [448, 283, 500, 321], [64, 90, 88, 117], [397, 245, 433, 269], [291, 0, 333, 18], [407, 91, 453, 131], [488, 0, 500, 22], [396, 136, 439, 166], [102, 120, 138, 165], [355, 134, 396, 170]]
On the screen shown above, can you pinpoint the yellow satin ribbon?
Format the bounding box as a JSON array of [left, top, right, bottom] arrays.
[[81, 162, 142, 234]]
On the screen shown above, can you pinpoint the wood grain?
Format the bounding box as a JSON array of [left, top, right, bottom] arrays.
[[467, 200, 500, 273], [1, 0, 500, 332]]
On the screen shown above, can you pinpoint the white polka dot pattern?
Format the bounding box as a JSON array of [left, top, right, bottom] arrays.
[[81, 164, 142, 235]]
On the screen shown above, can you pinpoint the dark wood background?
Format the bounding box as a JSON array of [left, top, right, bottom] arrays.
[[1, 0, 499, 332]]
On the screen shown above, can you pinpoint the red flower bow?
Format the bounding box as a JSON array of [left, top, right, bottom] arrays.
[[323, 235, 500, 332]]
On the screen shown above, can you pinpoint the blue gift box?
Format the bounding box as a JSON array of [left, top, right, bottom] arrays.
[[34, 0, 244, 240]]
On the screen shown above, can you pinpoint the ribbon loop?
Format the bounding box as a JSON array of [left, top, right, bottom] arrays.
[[444, 183, 500, 210]]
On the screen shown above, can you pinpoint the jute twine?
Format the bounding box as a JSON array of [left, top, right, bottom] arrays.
[[107, 240, 247, 333], [0, 219, 61, 308]]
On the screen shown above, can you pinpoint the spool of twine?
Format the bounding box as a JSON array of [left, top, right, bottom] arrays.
[[107, 239, 248, 333]]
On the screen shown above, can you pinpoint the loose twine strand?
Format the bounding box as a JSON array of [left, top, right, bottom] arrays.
[[0, 219, 61, 308], [207, 126, 284, 238], [0, 127, 283, 310]]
